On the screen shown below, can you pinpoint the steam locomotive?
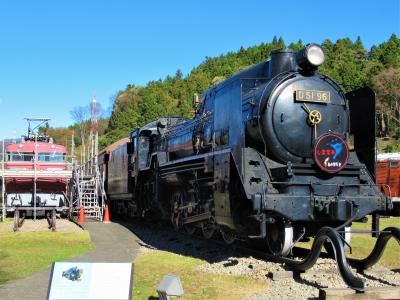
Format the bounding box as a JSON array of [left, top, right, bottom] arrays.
[[100, 44, 399, 286]]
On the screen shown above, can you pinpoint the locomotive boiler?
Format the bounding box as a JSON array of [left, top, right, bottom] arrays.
[[102, 44, 399, 291]]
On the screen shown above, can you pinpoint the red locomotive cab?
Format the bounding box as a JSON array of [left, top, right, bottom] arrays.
[[5, 141, 68, 171], [3, 131, 70, 217]]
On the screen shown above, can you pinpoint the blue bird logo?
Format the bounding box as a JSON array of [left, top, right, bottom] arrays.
[[329, 142, 343, 159]]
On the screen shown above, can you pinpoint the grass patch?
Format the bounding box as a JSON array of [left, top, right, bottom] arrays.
[[133, 251, 267, 300], [297, 217, 400, 269], [0, 229, 93, 285], [349, 217, 400, 268]]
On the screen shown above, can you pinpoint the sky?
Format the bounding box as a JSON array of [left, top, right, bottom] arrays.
[[0, 0, 399, 139]]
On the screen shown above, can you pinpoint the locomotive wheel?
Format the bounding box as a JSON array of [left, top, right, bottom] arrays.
[[202, 222, 215, 239], [185, 225, 196, 235], [266, 219, 294, 257], [221, 229, 236, 245], [170, 190, 184, 231], [202, 227, 215, 239]]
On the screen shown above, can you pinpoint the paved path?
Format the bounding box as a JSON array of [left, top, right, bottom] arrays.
[[0, 222, 141, 300]]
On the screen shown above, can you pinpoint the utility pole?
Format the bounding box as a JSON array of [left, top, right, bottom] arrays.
[[91, 92, 103, 218], [33, 134, 37, 221], [2, 139, 5, 222], [91, 92, 99, 171], [71, 133, 75, 165]]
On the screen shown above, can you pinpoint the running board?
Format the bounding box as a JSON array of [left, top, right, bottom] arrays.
[[279, 227, 365, 291], [183, 212, 211, 225]]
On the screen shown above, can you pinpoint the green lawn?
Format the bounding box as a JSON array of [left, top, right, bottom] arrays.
[[349, 217, 400, 268], [298, 217, 400, 268], [133, 251, 267, 300], [0, 223, 93, 285]]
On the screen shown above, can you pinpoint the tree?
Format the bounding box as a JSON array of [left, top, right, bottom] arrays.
[[373, 68, 400, 137], [70, 105, 91, 163], [319, 38, 369, 90], [289, 39, 303, 51], [70, 105, 90, 147], [370, 34, 400, 68]]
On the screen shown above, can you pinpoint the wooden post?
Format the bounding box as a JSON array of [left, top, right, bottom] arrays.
[[13, 208, 19, 231], [372, 213, 380, 238]]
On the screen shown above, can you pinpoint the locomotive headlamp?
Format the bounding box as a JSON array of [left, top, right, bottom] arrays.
[[306, 44, 325, 66], [296, 44, 325, 71]]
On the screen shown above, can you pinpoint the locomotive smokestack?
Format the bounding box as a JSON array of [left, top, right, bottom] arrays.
[[268, 49, 297, 78]]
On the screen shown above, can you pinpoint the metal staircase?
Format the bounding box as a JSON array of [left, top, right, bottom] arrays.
[[72, 163, 106, 221], [70, 93, 107, 222]]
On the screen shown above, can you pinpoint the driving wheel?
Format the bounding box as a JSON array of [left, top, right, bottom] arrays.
[[266, 218, 294, 257], [185, 225, 196, 235], [202, 221, 215, 239], [170, 190, 184, 230], [221, 229, 236, 245]]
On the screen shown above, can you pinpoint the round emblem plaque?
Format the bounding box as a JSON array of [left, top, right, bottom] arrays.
[[314, 133, 349, 173]]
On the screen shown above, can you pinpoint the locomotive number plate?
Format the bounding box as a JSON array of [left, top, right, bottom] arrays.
[[295, 90, 330, 103]]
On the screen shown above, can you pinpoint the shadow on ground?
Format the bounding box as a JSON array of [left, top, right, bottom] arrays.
[[117, 217, 327, 264], [118, 218, 238, 264]]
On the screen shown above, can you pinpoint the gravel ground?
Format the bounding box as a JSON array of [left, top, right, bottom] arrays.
[[123, 221, 400, 300], [0, 218, 82, 232], [245, 260, 400, 299]]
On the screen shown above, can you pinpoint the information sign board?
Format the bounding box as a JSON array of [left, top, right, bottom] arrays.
[[47, 262, 133, 300]]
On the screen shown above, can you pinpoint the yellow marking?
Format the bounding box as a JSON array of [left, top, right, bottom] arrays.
[[309, 110, 322, 125]]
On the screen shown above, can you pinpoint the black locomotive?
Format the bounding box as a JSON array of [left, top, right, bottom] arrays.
[[100, 44, 399, 291]]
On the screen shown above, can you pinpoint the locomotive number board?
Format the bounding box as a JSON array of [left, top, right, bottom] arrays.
[[295, 90, 331, 103]]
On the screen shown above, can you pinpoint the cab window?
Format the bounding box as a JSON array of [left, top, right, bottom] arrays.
[[7, 152, 34, 162], [38, 152, 66, 162], [138, 136, 149, 169], [390, 161, 399, 168]]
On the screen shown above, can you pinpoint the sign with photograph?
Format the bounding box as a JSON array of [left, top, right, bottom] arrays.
[[47, 262, 133, 300]]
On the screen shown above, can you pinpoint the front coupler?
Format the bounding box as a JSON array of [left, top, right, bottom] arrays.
[[279, 226, 400, 292]]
